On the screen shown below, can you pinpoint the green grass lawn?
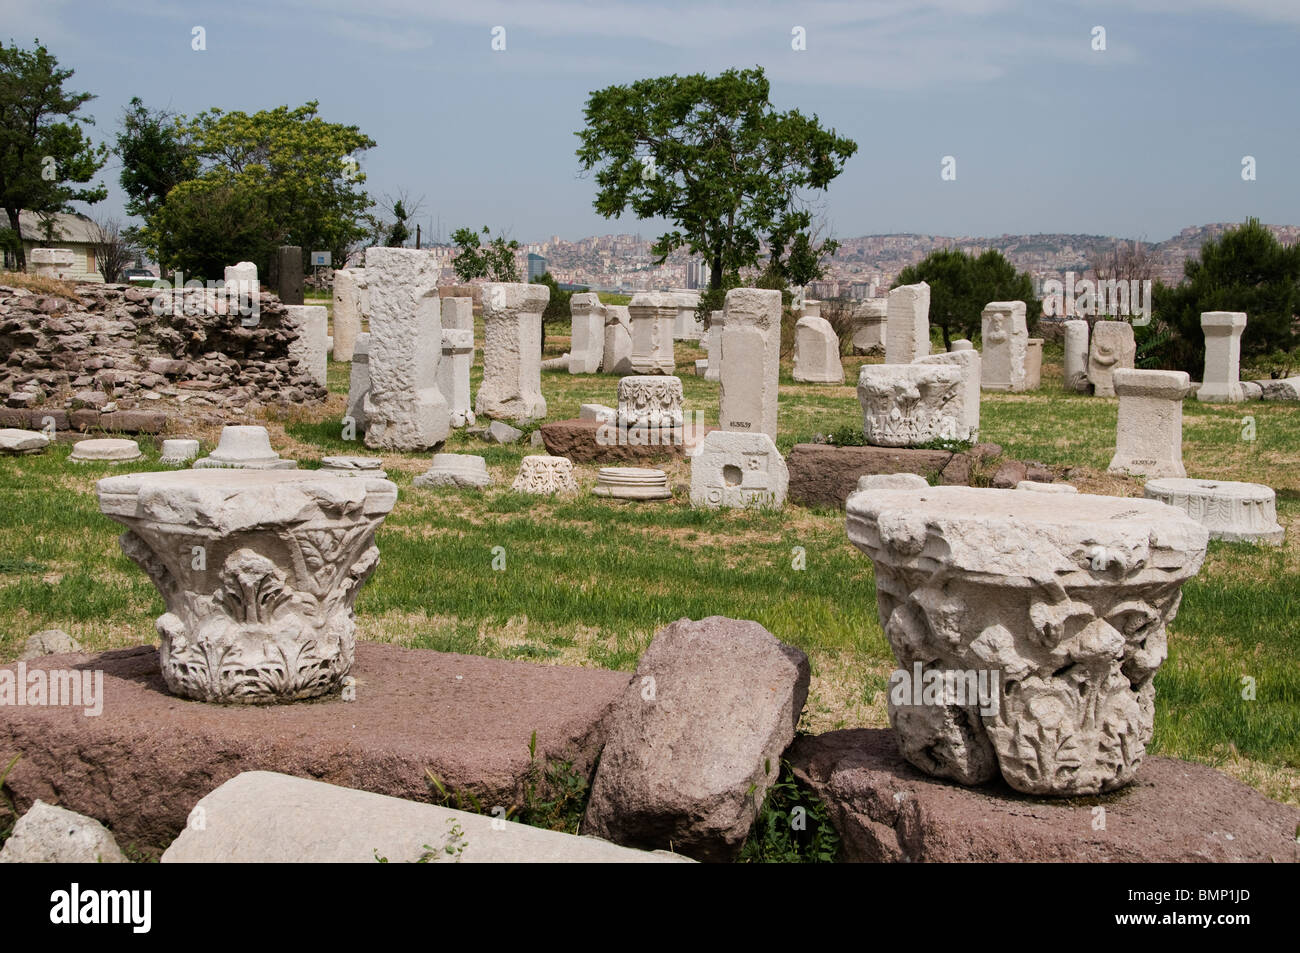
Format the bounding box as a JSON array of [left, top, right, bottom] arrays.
[[1, 327, 1297, 807]]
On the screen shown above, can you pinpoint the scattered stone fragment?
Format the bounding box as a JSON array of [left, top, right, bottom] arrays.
[[849, 299, 886, 355], [1024, 338, 1043, 390], [158, 438, 200, 466], [582, 616, 810, 862], [483, 420, 525, 444], [569, 293, 606, 374], [0, 428, 49, 455], [602, 305, 634, 374], [1016, 480, 1076, 493], [1252, 376, 1300, 401], [511, 455, 578, 494], [319, 455, 388, 479], [283, 304, 329, 389], [857, 472, 929, 492], [414, 453, 492, 489], [1063, 319, 1090, 392], [915, 347, 980, 441], [704, 310, 725, 380], [579, 403, 615, 423], [789, 728, 1300, 862], [0, 800, 127, 864], [786, 443, 970, 508], [19, 628, 81, 660], [346, 332, 371, 432], [331, 268, 363, 362], [671, 290, 703, 341], [162, 771, 689, 864], [437, 297, 477, 428]]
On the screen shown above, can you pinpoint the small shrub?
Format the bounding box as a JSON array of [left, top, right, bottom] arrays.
[[738, 760, 840, 863], [826, 425, 868, 447]]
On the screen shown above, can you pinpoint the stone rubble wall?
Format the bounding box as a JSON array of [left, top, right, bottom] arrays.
[[0, 282, 328, 413]]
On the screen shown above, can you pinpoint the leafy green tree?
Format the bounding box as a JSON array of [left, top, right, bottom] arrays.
[[115, 98, 194, 224], [782, 231, 837, 288], [1153, 218, 1300, 373], [0, 39, 109, 270], [576, 66, 857, 292], [153, 176, 272, 279], [451, 226, 519, 281], [896, 248, 1039, 350], [385, 199, 411, 247], [530, 271, 575, 355], [140, 101, 374, 276]]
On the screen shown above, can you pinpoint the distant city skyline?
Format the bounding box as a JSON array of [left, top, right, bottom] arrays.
[[9, 0, 1300, 243]]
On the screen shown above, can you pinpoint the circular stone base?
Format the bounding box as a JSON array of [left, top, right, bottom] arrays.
[[159, 438, 200, 465], [1144, 477, 1285, 544], [69, 438, 143, 463], [592, 467, 672, 501]]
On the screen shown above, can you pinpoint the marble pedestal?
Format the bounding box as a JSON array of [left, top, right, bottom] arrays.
[[96, 470, 398, 704], [846, 485, 1207, 796]]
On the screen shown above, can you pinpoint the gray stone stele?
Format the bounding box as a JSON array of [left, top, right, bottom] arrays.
[[582, 616, 811, 862], [161, 771, 691, 863], [276, 245, 304, 305], [0, 800, 128, 863], [346, 332, 371, 432], [362, 247, 450, 450]]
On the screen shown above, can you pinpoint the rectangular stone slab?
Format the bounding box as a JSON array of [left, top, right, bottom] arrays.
[[0, 643, 630, 854], [789, 728, 1300, 862], [540, 417, 712, 463], [786, 443, 971, 509]]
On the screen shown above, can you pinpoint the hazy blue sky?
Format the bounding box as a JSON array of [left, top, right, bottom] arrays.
[[6, 0, 1298, 243]]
